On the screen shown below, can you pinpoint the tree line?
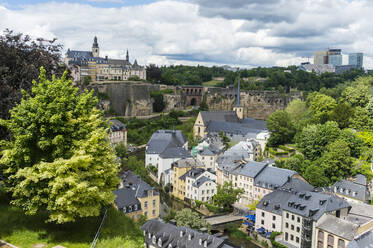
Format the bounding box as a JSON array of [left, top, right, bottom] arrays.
[[266, 76, 373, 187]]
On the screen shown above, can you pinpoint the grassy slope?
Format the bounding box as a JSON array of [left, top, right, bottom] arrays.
[[202, 80, 221, 87], [0, 192, 143, 248]]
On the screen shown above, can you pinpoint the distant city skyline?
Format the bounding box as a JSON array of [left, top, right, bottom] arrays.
[[1, 0, 372, 69]]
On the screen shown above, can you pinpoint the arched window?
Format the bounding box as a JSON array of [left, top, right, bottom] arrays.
[[338, 239, 345, 248]]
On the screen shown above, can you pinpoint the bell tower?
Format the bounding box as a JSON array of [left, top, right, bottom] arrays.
[[92, 36, 99, 57], [233, 75, 244, 119]]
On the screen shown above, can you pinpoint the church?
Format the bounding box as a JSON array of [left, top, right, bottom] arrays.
[[65, 37, 146, 82]]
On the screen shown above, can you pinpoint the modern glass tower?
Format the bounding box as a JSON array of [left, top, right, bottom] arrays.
[[349, 53, 364, 69]]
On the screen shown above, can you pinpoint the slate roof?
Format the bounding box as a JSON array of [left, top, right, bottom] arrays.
[[172, 157, 204, 168], [180, 168, 206, 181], [283, 191, 350, 221], [348, 202, 373, 219], [254, 166, 297, 190], [121, 170, 159, 198], [332, 179, 369, 202], [199, 147, 215, 156], [141, 219, 233, 248], [109, 119, 126, 132], [317, 214, 359, 240], [192, 176, 216, 188], [146, 130, 187, 154], [257, 189, 294, 216], [354, 174, 367, 186], [207, 121, 263, 137], [346, 231, 373, 248], [281, 178, 314, 192], [241, 118, 267, 130], [66, 50, 108, 66], [160, 147, 191, 159], [200, 111, 239, 125], [231, 161, 268, 178], [114, 186, 141, 210]]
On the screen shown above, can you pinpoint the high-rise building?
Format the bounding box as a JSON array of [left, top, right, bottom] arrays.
[[327, 49, 342, 66], [349, 53, 364, 69], [314, 51, 328, 65]]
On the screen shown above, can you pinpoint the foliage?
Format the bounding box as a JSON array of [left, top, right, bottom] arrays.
[[148, 165, 158, 175], [164, 208, 176, 223], [350, 106, 373, 130], [0, 68, 119, 223], [247, 199, 260, 210], [296, 121, 340, 161], [83, 76, 91, 86], [303, 165, 329, 188], [266, 110, 296, 146], [212, 181, 244, 211], [308, 93, 336, 124], [115, 142, 127, 159], [270, 232, 287, 248], [340, 76, 373, 107], [149, 90, 166, 112], [97, 91, 110, 100], [0, 29, 67, 140], [339, 129, 364, 158], [174, 208, 211, 230], [128, 75, 141, 81], [358, 131, 373, 147], [330, 102, 354, 129], [283, 154, 307, 175], [164, 183, 171, 193], [218, 131, 231, 150], [285, 99, 307, 122]]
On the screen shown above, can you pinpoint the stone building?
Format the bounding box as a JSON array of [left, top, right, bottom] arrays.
[[108, 119, 127, 146], [114, 170, 160, 221], [65, 36, 146, 82]]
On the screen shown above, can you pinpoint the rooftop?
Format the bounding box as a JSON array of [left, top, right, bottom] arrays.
[[108, 119, 126, 132], [200, 111, 239, 125], [231, 161, 268, 178], [254, 166, 297, 190], [146, 130, 187, 154], [141, 219, 233, 248], [317, 214, 359, 241]]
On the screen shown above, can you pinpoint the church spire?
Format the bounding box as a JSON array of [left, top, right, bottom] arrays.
[[236, 74, 241, 107], [126, 49, 129, 62]]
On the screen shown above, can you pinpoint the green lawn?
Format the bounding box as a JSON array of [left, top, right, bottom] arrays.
[[202, 80, 221, 87], [0, 192, 144, 248]]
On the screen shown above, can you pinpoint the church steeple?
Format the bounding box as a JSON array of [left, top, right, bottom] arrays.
[[92, 36, 99, 57], [236, 75, 241, 107], [126, 49, 129, 62], [233, 73, 244, 119]]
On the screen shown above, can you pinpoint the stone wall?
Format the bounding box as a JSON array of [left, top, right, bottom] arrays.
[[91, 81, 161, 116], [206, 87, 302, 120]]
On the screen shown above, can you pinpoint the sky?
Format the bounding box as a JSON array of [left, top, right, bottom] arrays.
[[0, 0, 372, 68]]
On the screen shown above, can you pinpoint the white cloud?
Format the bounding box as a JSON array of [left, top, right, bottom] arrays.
[[0, 0, 372, 68]]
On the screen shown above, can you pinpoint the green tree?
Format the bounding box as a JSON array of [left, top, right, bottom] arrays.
[[340, 76, 372, 108], [339, 129, 364, 158], [285, 99, 307, 122], [320, 139, 354, 183], [303, 164, 329, 187], [330, 102, 354, 129], [175, 208, 211, 230], [115, 141, 127, 159], [350, 107, 373, 130], [266, 110, 296, 146], [308, 93, 336, 124], [297, 121, 340, 161], [0, 68, 119, 223], [283, 154, 307, 175], [213, 181, 244, 211]]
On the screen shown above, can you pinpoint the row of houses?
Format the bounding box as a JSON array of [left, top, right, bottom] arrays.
[[254, 174, 373, 248]]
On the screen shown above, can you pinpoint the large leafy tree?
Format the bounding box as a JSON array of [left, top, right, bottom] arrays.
[[0, 68, 119, 223], [213, 181, 243, 211], [266, 110, 296, 146], [319, 139, 354, 183], [0, 29, 67, 140], [340, 76, 372, 108], [297, 121, 340, 161], [175, 208, 211, 230], [307, 93, 336, 124]]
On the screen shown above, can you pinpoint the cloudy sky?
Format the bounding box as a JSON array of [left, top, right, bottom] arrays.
[[0, 0, 372, 68]]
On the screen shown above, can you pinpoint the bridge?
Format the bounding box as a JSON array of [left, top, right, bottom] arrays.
[[205, 215, 245, 227]]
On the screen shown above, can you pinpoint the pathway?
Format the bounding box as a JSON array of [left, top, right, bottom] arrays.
[[205, 215, 244, 226]]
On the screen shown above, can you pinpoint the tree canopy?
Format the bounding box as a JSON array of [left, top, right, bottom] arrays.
[[212, 181, 244, 211], [0, 68, 119, 223], [0, 29, 67, 140], [175, 208, 211, 230]]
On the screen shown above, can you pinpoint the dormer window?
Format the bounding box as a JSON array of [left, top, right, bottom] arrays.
[[180, 230, 184, 237], [204, 240, 208, 247], [148, 233, 151, 239], [199, 238, 202, 245], [168, 244, 173, 248], [152, 235, 156, 244], [158, 238, 162, 247]]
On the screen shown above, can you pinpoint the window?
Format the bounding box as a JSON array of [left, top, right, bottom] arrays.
[[290, 234, 294, 241], [285, 223, 289, 228], [296, 227, 300, 233], [338, 239, 345, 248], [261, 220, 264, 225], [144, 201, 148, 208], [285, 232, 288, 241], [318, 230, 324, 241], [262, 212, 265, 217], [328, 234, 334, 246], [291, 225, 294, 230], [292, 215, 295, 221], [296, 237, 299, 243], [297, 217, 300, 223], [152, 210, 156, 216], [153, 200, 156, 207], [272, 223, 275, 229], [272, 216, 276, 221], [286, 213, 289, 218]]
